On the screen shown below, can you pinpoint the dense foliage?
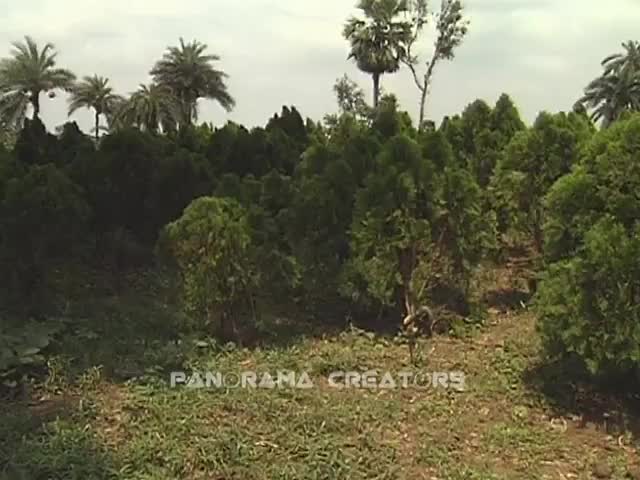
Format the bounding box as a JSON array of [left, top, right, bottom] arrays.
[[536, 114, 640, 378], [1, 29, 639, 389], [492, 111, 593, 250], [160, 197, 256, 341]]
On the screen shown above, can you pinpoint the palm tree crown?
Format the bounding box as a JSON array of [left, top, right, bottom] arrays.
[[580, 69, 640, 128], [0, 36, 75, 127], [115, 83, 179, 133], [343, 0, 412, 107], [150, 38, 235, 126], [68, 75, 123, 140], [602, 40, 640, 77], [578, 40, 640, 128]]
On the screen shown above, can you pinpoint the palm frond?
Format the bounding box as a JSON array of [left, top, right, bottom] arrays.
[[0, 90, 30, 128], [150, 38, 235, 124], [343, 0, 412, 76], [0, 35, 75, 122], [68, 75, 120, 116], [115, 83, 180, 133], [579, 41, 640, 128]]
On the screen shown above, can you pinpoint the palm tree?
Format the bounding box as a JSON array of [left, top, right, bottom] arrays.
[[68, 75, 124, 141], [0, 36, 75, 126], [603, 40, 640, 77], [578, 41, 640, 128], [343, 0, 412, 108], [579, 70, 640, 128], [150, 38, 235, 126], [115, 83, 179, 133]]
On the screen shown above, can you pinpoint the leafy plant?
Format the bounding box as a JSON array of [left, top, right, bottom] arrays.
[[159, 196, 258, 342], [345, 133, 441, 361], [0, 320, 60, 386]]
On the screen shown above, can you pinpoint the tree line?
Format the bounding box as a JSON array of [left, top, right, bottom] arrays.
[[0, 36, 234, 142]]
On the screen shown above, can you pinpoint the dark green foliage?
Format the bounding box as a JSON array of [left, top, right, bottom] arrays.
[[146, 148, 212, 236], [342, 94, 496, 332], [437, 165, 494, 288], [287, 115, 379, 308], [439, 95, 524, 189], [57, 122, 95, 165], [206, 109, 309, 178], [346, 133, 436, 311], [66, 127, 218, 276], [537, 114, 640, 377], [78, 128, 166, 244], [212, 170, 300, 299], [439, 114, 465, 164], [420, 125, 495, 283], [250, 171, 298, 285], [460, 99, 492, 155], [491, 94, 526, 142], [419, 128, 455, 171], [542, 169, 602, 263], [371, 94, 415, 141], [0, 164, 90, 302], [208, 123, 263, 177], [457, 96, 524, 188], [267, 126, 304, 175], [266, 106, 308, 150], [13, 117, 60, 167], [492, 111, 594, 250]]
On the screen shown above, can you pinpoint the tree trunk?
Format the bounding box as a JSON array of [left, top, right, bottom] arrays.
[[533, 226, 543, 254], [180, 94, 195, 127], [418, 86, 428, 129], [95, 111, 100, 142], [533, 208, 544, 254], [221, 306, 239, 345], [417, 59, 437, 130], [372, 73, 381, 109], [31, 91, 41, 119]]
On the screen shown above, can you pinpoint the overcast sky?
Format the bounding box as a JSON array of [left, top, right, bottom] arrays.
[[1, 0, 638, 132]]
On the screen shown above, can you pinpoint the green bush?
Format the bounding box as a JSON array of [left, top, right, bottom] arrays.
[[492, 111, 593, 251], [345, 133, 437, 315], [159, 196, 258, 341], [536, 114, 640, 378]]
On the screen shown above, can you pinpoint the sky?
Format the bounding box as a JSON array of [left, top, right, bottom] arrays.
[[0, 0, 639, 132]]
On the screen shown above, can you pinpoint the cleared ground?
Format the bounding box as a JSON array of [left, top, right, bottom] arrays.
[[1, 265, 639, 479]]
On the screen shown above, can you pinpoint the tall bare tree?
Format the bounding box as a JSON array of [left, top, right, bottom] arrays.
[[403, 0, 469, 130]]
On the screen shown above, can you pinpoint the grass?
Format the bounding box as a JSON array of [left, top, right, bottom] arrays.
[[1, 266, 639, 479]]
